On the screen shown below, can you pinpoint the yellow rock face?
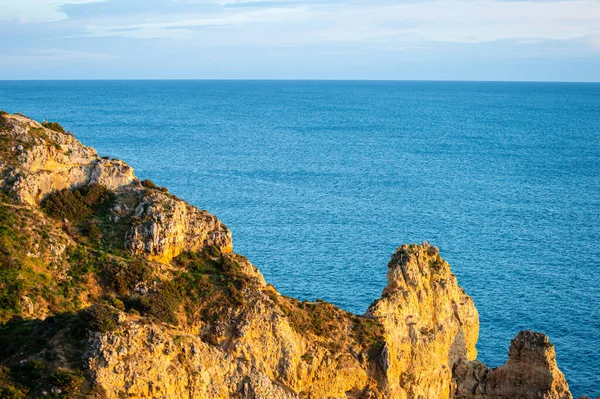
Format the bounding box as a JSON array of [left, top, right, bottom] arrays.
[[367, 243, 479, 399], [453, 330, 573, 399], [1, 113, 135, 205], [0, 112, 232, 263], [0, 113, 573, 399], [85, 244, 571, 399], [124, 189, 233, 264]]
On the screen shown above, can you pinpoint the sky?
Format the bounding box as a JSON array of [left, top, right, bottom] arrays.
[[0, 0, 599, 81]]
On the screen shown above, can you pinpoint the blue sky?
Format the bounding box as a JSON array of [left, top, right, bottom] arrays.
[[1, 0, 599, 81]]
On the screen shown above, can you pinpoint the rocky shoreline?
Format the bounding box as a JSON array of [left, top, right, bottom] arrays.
[[0, 111, 578, 398]]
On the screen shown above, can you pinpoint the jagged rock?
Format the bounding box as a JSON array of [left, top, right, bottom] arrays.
[[367, 242, 479, 398], [124, 189, 232, 263], [0, 113, 135, 204], [0, 112, 232, 263], [0, 113, 575, 399], [453, 331, 572, 399], [89, 158, 135, 190], [20, 295, 35, 315]]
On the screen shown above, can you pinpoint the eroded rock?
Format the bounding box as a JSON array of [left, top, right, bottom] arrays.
[[453, 330, 572, 399]]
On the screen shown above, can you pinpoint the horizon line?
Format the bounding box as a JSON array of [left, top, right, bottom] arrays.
[[0, 78, 599, 84]]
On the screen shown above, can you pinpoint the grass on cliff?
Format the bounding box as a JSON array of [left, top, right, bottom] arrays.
[[394, 242, 446, 274], [124, 248, 252, 335], [0, 313, 98, 399], [0, 200, 27, 318], [0, 114, 65, 165], [267, 291, 385, 356], [0, 185, 131, 322], [41, 184, 115, 223], [170, 248, 385, 355], [0, 196, 62, 321], [41, 121, 66, 134], [0, 165, 387, 383]]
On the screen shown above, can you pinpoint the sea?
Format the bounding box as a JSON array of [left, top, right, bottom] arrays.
[[1, 80, 598, 396]]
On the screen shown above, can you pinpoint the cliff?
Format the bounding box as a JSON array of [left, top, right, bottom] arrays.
[[0, 112, 573, 399]]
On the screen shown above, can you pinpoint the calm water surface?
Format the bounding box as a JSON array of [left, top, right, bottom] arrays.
[[1, 80, 599, 396]]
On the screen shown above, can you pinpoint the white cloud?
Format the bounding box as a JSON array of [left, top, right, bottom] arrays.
[[0, 0, 107, 23], [78, 0, 600, 51], [84, 6, 313, 39], [1, 0, 599, 57]]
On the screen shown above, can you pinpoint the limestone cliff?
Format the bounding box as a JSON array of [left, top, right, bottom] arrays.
[[0, 112, 232, 265], [0, 112, 573, 399], [453, 331, 572, 399], [0, 113, 134, 205], [367, 244, 479, 399], [123, 188, 232, 263]]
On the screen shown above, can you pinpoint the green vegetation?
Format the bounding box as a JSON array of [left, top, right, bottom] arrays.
[[138, 281, 181, 325], [41, 121, 66, 134], [87, 223, 102, 247], [173, 249, 249, 311], [140, 179, 169, 193], [428, 255, 445, 273], [100, 258, 150, 296], [82, 303, 119, 333], [0, 313, 93, 398], [41, 184, 115, 223], [394, 242, 445, 274], [49, 369, 84, 397], [141, 179, 158, 190], [0, 199, 28, 318], [267, 290, 385, 355], [0, 112, 390, 392], [0, 112, 9, 132], [0, 366, 27, 399]]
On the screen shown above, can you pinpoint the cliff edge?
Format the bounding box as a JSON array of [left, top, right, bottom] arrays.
[[0, 112, 572, 399]]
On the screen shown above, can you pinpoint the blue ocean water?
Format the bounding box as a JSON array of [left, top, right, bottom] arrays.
[[1, 80, 598, 396]]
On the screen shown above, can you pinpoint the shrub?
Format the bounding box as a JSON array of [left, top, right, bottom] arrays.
[[0, 205, 25, 317], [204, 245, 221, 258], [41, 184, 115, 222], [0, 113, 9, 132], [41, 121, 66, 133], [66, 246, 102, 281], [140, 281, 181, 325], [82, 303, 119, 333], [0, 273, 23, 315], [428, 255, 444, 273], [141, 179, 158, 190], [101, 260, 151, 296], [0, 366, 26, 399], [109, 297, 125, 311], [50, 369, 84, 397], [21, 360, 47, 378], [0, 386, 26, 399], [87, 224, 102, 247]]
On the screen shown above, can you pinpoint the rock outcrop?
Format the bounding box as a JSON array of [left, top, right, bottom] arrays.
[[453, 331, 572, 399], [0, 112, 574, 399], [0, 112, 232, 262], [124, 188, 232, 263], [0, 113, 135, 205], [368, 243, 480, 399]]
